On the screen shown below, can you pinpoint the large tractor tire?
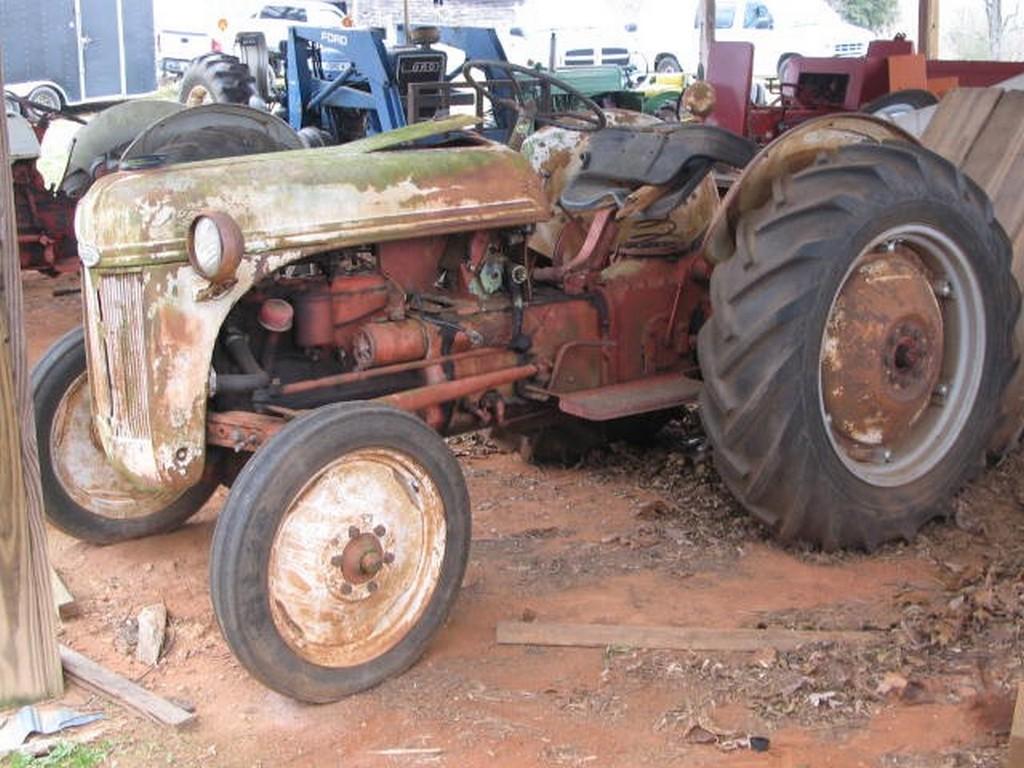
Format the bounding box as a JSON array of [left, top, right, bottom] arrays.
[[33, 328, 221, 544], [699, 141, 1018, 550], [178, 53, 258, 106]]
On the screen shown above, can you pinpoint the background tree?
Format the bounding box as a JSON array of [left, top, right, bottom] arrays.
[[826, 0, 899, 32]]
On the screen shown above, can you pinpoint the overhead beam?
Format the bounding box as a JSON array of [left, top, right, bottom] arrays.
[[919, 0, 940, 59]]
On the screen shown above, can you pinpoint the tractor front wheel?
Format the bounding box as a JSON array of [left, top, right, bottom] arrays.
[[699, 141, 1018, 550], [209, 403, 471, 702], [33, 327, 221, 543]]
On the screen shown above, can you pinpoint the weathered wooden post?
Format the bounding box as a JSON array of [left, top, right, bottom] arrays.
[[919, 0, 939, 59], [0, 61, 63, 705], [699, 0, 716, 79]]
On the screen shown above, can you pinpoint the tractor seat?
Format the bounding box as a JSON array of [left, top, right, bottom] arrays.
[[560, 125, 756, 216]]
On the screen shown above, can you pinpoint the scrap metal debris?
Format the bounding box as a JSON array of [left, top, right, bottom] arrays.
[[0, 706, 103, 754]]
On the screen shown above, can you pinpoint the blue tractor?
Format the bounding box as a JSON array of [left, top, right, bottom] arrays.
[[178, 25, 518, 145]]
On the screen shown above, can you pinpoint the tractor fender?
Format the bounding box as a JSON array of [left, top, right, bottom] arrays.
[[703, 113, 919, 264], [7, 113, 40, 161], [60, 100, 185, 197]]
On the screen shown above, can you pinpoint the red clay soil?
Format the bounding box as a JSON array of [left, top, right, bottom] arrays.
[[13, 271, 1020, 767]]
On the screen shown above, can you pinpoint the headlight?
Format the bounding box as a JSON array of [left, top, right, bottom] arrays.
[[187, 211, 243, 284]]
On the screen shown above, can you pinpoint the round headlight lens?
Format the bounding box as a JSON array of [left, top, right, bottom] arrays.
[[187, 211, 243, 284], [192, 217, 224, 278]]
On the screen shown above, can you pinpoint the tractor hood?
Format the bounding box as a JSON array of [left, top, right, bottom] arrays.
[[76, 118, 550, 270]]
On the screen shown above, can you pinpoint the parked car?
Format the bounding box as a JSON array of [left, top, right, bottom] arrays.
[[158, 28, 219, 79], [633, 0, 875, 77], [501, 0, 638, 70], [213, 0, 350, 53]]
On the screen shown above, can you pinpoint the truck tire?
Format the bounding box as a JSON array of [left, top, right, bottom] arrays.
[[32, 327, 220, 544], [862, 89, 938, 120], [698, 141, 1018, 550], [178, 53, 257, 106], [210, 403, 471, 702]]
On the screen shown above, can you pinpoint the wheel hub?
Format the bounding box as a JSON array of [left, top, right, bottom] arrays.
[[821, 247, 943, 451], [267, 449, 446, 668]]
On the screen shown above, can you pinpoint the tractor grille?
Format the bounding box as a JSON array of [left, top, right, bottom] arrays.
[[85, 271, 153, 443]]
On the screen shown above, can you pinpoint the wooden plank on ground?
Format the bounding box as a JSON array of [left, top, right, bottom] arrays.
[[1009, 682, 1024, 768], [60, 645, 196, 729], [50, 567, 77, 619], [496, 622, 876, 653]]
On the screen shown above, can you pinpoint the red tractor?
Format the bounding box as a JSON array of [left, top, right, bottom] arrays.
[[700, 38, 1024, 144]]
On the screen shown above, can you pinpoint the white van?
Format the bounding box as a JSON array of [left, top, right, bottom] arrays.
[[633, 0, 875, 77]]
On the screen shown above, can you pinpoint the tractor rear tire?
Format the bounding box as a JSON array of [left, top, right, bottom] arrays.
[[178, 53, 257, 106], [698, 141, 1018, 550]]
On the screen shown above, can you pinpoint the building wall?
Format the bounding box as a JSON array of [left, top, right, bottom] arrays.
[[353, 0, 523, 29]]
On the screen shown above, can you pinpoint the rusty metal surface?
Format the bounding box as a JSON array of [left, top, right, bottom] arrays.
[[267, 447, 446, 668], [521, 110, 719, 263], [206, 410, 285, 452], [77, 142, 548, 271], [277, 347, 508, 397], [821, 249, 943, 452], [557, 372, 702, 421], [353, 320, 429, 370], [84, 262, 234, 489], [704, 114, 919, 265], [375, 364, 539, 414]]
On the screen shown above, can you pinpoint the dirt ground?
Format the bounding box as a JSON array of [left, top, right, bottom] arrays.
[[10, 271, 1024, 767]]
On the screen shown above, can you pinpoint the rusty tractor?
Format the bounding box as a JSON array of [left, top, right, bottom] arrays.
[[32, 62, 1018, 701]]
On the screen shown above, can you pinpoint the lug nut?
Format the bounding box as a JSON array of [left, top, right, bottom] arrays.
[[330, 554, 344, 567], [373, 524, 386, 537], [348, 526, 360, 539], [384, 552, 395, 564], [341, 583, 353, 595], [367, 581, 379, 594]]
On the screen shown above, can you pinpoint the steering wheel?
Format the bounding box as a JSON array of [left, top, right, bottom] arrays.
[[7, 92, 86, 124], [461, 60, 607, 133]]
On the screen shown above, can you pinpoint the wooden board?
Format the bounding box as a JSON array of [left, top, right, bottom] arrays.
[[50, 567, 77, 619], [1009, 683, 1024, 768], [496, 622, 876, 653], [0, 64, 62, 704], [923, 88, 1024, 451], [60, 645, 196, 729]]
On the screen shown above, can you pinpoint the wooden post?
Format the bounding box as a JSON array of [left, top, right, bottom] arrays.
[[918, 0, 940, 59], [1010, 683, 1024, 768], [699, 0, 716, 79], [0, 63, 63, 704]]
